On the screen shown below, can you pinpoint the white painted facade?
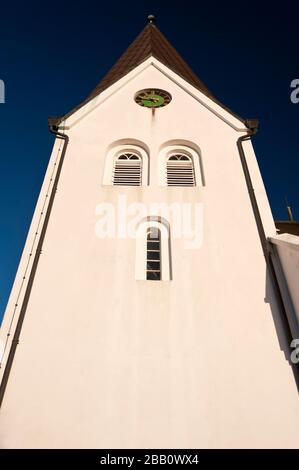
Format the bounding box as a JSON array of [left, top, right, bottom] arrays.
[[269, 233, 299, 338], [0, 56, 298, 448]]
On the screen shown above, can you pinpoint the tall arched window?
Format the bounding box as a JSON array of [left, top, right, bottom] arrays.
[[135, 218, 171, 281], [166, 153, 195, 186], [113, 152, 142, 186], [146, 227, 161, 280]]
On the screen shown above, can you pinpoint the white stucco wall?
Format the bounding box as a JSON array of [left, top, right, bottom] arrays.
[[0, 60, 298, 448], [270, 233, 299, 330]]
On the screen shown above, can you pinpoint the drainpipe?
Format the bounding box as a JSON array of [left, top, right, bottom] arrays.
[[0, 120, 69, 407], [237, 121, 299, 389]]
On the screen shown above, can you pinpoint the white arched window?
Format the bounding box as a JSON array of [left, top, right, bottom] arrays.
[[158, 144, 203, 187], [103, 144, 149, 186], [113, 152, 142, 186], [166, 153, 195, 186], [135, 218, 171, 281]]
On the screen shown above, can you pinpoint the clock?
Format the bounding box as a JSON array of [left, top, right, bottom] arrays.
[[134, 89, 172, 108]]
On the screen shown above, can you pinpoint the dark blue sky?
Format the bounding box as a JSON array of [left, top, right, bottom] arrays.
[[0, 1, 298, 322]]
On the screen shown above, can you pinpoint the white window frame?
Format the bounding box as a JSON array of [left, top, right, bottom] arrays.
[[158, 145, 203, 187], [135, 218, 171, 281], [103, 144, 149, 186]]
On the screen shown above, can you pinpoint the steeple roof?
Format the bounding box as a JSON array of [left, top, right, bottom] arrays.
[[87, 21, 214, 101], [50, 17, 246, 126]]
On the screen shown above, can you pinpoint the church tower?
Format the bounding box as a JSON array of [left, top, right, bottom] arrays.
[[0, 16, 298, 448]]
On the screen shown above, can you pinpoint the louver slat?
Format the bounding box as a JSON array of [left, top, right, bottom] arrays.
[[113, 156, 142, 186], [166, 161, 195, 187]]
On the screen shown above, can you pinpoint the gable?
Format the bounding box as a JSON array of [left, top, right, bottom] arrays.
[[55, 58, 248, 133]]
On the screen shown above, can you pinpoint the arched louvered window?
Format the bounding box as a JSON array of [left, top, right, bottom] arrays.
[[146, 227, 161, 280], [113, 152, 142, 186], [166, 153, 195, 187]]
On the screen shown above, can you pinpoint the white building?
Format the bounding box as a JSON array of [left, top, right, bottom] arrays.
[[0, 16, 298, 448]]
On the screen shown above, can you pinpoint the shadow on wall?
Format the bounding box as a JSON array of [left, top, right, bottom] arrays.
[[264, 267, 299, 392]]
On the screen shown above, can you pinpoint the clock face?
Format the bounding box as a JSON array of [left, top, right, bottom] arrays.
[[135, 89, 172, 108]]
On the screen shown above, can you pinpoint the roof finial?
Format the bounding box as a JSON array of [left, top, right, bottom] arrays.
[[147, 14, 156, 24]]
